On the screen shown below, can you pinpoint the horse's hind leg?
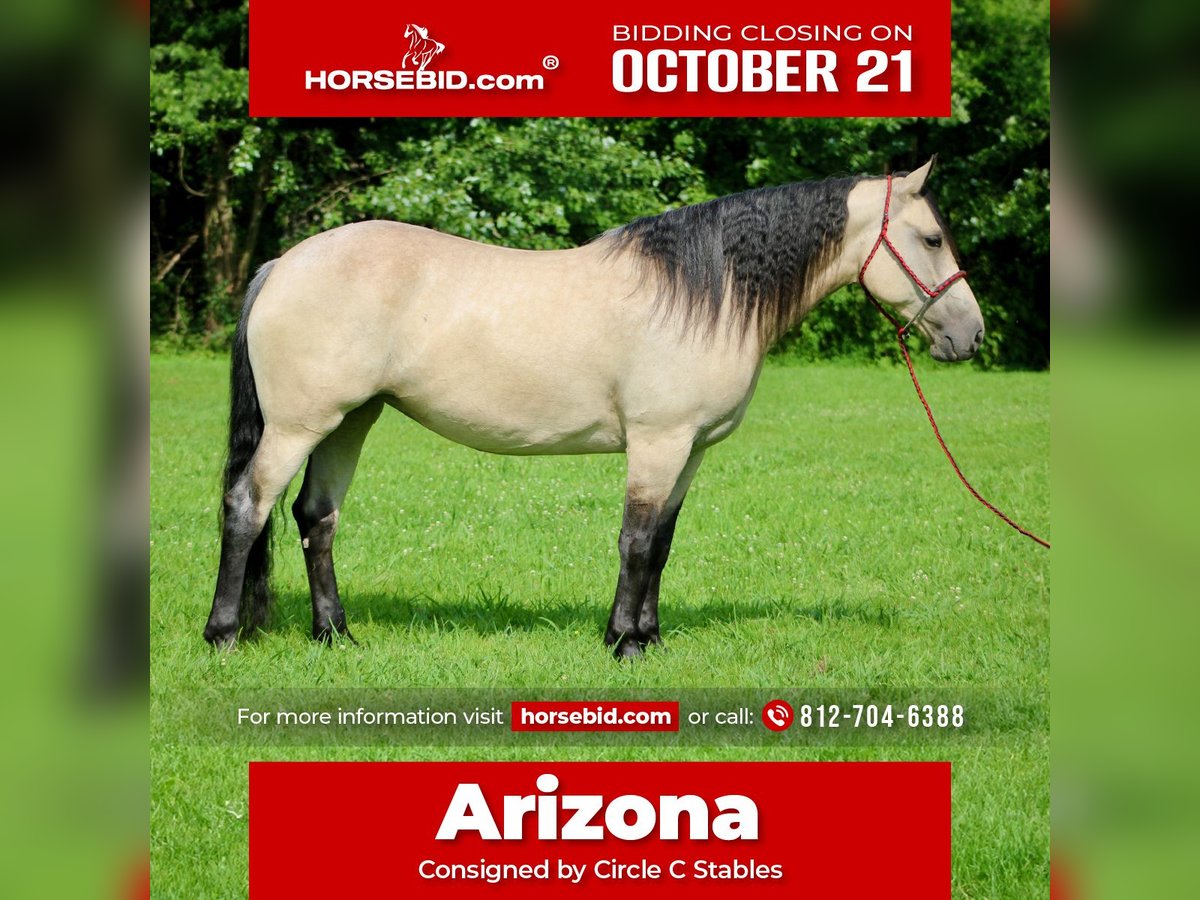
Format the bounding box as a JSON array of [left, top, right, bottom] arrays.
[[605, 435, 704, 659], [204, 425, 324, 646], [292, 398, 384, 641]]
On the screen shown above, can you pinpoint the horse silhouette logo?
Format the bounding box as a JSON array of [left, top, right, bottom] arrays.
[[403, 23, 446, 71]]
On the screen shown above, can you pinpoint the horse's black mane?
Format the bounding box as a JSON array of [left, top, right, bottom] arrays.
[[605, 176, 860, 344]]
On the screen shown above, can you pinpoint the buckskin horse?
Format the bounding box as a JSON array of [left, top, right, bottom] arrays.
[[203, 159, 982, 657]]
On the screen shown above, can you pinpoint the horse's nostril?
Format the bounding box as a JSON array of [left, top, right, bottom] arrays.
[[973, 329, 984, 349]]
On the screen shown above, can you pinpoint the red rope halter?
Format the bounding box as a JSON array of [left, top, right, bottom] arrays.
[[859, 175, 1050, 549]]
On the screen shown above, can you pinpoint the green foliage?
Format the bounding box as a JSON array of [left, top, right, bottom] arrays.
[[297, 119, 709, 249], [150, 42, 247, 154], [150, 0, 1048, 368]]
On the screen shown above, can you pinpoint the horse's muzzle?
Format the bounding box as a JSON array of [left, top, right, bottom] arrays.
[[930, 325, 984, 362]]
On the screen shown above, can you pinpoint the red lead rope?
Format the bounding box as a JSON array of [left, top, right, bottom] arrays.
[[860, 176, 1050, 550]]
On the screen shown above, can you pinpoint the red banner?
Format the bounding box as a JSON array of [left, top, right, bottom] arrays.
[[249, 761, 950, 898], [250, 0, 951, 117]]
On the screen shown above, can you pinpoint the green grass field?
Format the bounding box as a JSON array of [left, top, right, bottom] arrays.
[[151, 353, 1049, 898]]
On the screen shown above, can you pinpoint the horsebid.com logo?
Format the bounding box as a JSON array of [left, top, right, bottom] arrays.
[[304, 21, 550, 92], [402, 23, 444, 72]]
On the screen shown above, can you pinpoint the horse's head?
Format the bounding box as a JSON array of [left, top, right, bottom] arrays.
[[405, 23, 427, 39], [855, 159, 984, 362]]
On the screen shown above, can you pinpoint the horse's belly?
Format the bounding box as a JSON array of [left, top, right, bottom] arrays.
[[386, 382, 626, 456], [383, 280, 631, 453]]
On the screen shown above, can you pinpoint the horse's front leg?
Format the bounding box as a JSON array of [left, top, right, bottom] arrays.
[[605, 438, 704, 659], [635, 507, 680, 646], [636, 449, 705, 645]]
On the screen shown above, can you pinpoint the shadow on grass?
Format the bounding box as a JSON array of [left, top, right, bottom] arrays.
[[264, 585, 903, 640]]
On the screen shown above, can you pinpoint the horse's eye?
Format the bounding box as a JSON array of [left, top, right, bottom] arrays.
[[924, 234, 943, 249]]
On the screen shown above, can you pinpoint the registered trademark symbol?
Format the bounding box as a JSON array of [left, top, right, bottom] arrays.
[[542, 55, 559, 70]]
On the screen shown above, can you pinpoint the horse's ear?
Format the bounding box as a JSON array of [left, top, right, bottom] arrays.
[[898, 156, 936, 196]]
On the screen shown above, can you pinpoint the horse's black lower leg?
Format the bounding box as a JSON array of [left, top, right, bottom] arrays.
[[636, 505, 681, 645], [203, 482, 266, 647], [292, 490, 350, 642], [605, 499, 659, 659], [606, 443, 704, 659]]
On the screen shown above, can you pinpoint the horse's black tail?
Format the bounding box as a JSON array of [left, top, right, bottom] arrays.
[[223, 260, 277, 634]]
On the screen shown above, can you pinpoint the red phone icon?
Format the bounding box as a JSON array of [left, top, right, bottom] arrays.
[[762, 699, 793, 732]]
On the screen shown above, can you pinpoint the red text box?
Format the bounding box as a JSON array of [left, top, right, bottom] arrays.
[[249, 761, 950, 898], [250, 0, 951, 117]]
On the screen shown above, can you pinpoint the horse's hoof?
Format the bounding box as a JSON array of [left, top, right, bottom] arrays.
[[203, 623, 238, 649], [313, 623, 356, 645], [641, 634, 666, 651], [612, 637, 644, 660]]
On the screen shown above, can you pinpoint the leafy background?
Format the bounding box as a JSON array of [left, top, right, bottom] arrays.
[[151, 0, 1048, 367]]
